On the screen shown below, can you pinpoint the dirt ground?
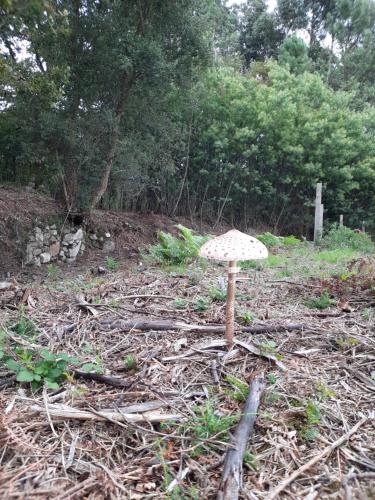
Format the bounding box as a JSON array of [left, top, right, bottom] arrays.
[[0, 242, 374, 499]]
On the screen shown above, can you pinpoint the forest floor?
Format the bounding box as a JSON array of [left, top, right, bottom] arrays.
[[1, 242, 375, 499]]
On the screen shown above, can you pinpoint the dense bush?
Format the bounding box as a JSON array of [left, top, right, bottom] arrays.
[[320, 226, 374, 253]]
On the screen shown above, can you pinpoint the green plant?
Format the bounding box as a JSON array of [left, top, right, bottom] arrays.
[[172, 298, 188, 309], [300, 399, 321, 441], [148, 224, 209, 265], [193, 296, 210, 311], [11, 313, 37, 338], [315, 381, 336, 400], [208, 286, 227, 302], [304, 290, 332, 309], [224, 374, 249, 403], [2, 346, 79, 390], [243, 451, 257, 471], [237, 310, 254, 325], [282, 235, 301, 246], [305, 399, 321, 425], [80, 361, 104, 374], [267, 373, 277, 384], [320, 225, 374, 253], [123, 354, 137, 371], [191, 401, 238, 444], [256, 232, 282, 248], [106, 256, 119, 271], [47, 263, 59, 278]]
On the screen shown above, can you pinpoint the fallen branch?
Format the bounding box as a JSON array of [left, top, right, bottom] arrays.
[[217, 373, 265, 500], [266, 417, 368, 500], [31, 402, 183, 423], [100, 318, 303, 335], [73, 370, 132, 388]]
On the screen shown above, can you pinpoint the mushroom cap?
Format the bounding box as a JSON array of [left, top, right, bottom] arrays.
[[199, 229, 268, 261]]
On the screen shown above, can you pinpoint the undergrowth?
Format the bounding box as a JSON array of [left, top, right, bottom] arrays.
[[148, 224, 209, 265]]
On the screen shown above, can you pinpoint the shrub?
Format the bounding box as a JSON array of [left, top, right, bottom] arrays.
[[148, 224, 209, 265], [320, 225, 374, 253], [304, 290, 332, 309], [282, 235, 301, 246], [256, 232, 282, 247]]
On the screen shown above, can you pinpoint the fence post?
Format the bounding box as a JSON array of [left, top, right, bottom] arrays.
[[339, 214, 343, 227], [314, 183, 323, 243]]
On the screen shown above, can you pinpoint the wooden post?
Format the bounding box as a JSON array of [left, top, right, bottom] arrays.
[[314, 183, 323, 243], [339, 214, 343, 227]]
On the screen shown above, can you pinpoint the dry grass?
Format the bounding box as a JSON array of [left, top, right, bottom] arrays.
[[0, 250, 374, 499]]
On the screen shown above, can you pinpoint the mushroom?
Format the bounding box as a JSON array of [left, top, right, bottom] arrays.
[[199, 229, 268, 345]]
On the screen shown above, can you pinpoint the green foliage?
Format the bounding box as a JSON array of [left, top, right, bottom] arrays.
[[256, 232, 282, 247], [106, 257, 119, 272], [123, 354, 137, 371], [237, 310, 254, 325], [193, 296, 211, 311], [189, 401, 238, 454], [304, 290, 332, 310], [3, 347, 78, 390], [149, 225, 209, 265], [47, 263, 59, 278], [208, 286, 227, 302], [80, 361, 104, 375], [224, 374, 249, 403], [172, 298, 188, 310], [243, 451, 257, 471], [315, 381, 336, 400], [267, 373, 277, 384], [305, 399, 321, 426], [282, 235, 301, 246], [314, 249, 358, 264], [11, 315, 37, 338], [320, 226, 374, 253]]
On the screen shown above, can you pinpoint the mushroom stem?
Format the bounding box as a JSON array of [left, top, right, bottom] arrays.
[[225, 260, 237, 345]]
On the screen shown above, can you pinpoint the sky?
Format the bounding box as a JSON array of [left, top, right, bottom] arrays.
[[227, 0, 278, 11]]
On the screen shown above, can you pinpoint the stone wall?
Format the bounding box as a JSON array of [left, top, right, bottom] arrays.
[[25, 225, 115, 266]]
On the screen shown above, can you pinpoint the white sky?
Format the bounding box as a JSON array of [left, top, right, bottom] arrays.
[[227, 0, 278, 12]]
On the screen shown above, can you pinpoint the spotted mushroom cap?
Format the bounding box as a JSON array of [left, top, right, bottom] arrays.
[[199, 229, 268, 261]]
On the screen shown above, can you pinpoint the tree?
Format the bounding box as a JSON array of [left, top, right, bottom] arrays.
[[239, 0, 285, 66]]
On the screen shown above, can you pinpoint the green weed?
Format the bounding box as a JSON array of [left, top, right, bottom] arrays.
[[106, 256, 119, 271], [314, 248, 358, 264], [172, 298, 188, 309], [267, 373, 277, 384], [193, 296, 210, 311], [123, 354, 137, 371], [256, 232, 281, 247], [320, 225, 374, 253], [243, 451, 257, 470], [209, 286, 227, 302], [315, 381, 336, 400], [148, 224, 209, 265], [224, 374, 249, 403], [47, 263, 59, 278], [304, 290, 332, 309], [237, 310, 254, 325]]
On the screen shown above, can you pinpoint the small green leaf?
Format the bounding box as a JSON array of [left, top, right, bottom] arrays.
[[80, 363, 97, 373], [45, 379, 59, 390], [16, 370, 35, 382], [40, 349, 56, 361], [0, 350, 4, 360], [6, 358, 20, 372]]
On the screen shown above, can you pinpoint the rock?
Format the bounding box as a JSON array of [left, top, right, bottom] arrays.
[[51, 230, 58, 236], [103, 239, 115, 252], [73, 228, 84, 241], [40, 252, 51, 264], [97, 266, 106, 274], [34, 247, 42, 256], [35, 228, 43, 243], [49, 242, 60, 258], [105, 232, 111, 238], [90, 234, 98, 240], [68, 241, 82, 259], [63, 233, 74, 244]]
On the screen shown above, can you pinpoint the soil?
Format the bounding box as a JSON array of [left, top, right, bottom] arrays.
[[0, 186, 229, 280]]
